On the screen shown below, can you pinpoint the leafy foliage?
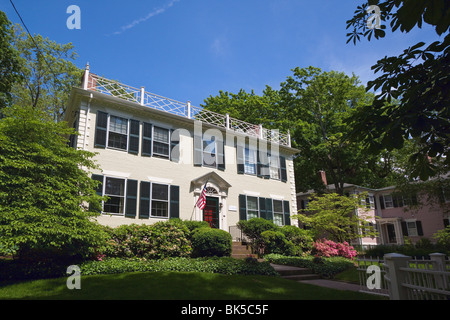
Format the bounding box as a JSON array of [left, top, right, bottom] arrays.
[[190, 228, 232, 257], [346, 0, 450, 180], [294, 193, 378, 243], [0, 105, 105, 261]]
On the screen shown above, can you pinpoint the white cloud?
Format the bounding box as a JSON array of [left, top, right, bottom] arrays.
[[112, 0, 180, 35]]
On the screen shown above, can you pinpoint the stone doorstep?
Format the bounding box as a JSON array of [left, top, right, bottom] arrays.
[[270, 264, 320, 281]]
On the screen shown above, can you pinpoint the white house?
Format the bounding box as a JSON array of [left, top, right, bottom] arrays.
[[65, 65, 300, 239]]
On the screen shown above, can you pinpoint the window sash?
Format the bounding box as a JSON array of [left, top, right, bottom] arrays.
[[407, 222, 418, 236], [269, 155, 280, 180], [244, 148, 257, 175], [152, 126, 170, 157], [103, 177, 126, 214], [384, 195, 394, 208]]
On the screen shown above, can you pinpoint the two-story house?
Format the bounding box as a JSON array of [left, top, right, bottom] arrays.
[[297, 172, 450, 248], [65, 65, 299, 239]]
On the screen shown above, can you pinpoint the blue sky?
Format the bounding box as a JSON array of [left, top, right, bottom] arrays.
[[1, 0, 442, 108]]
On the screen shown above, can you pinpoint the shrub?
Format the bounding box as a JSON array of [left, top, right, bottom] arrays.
[[237, 218, 278, 255], [101, 221, 191, 260], [313, 239, 358, 260], [280, 225, 314, 253], [191, 228, 232, 257], [260, 230, 298, 256]]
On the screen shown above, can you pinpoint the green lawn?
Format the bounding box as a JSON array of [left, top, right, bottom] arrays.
[[0, 271, 383, 300]]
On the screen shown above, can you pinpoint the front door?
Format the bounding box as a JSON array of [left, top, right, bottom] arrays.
[[203, 196, 219, 228], [387, 224, 396, 243]]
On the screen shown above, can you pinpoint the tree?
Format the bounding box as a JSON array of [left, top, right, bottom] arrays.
[[10, 23, 82, 122], [0, 105, 105, 261], [203, 67, 390, 194], [0, 11, 22, 113], [346, 0, 450, 181], [293, 193, 377, 243]]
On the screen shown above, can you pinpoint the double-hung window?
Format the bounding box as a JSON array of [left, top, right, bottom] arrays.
[[272, 200, 284, 226], [103, 177, 126, 214], [269, 154, 280, 180], [153, 126, 170, 158], [108, 115, 128, 150], [246, 196, 259, 219], [151, 183, 169, 217], [383, 195, 394, 208], [244, 148, 257, 175], [95, 111, 139, 154], [203, 138, 217, 168]]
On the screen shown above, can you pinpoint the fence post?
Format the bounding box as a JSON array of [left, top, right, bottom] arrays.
[[140, 87, 145, 105], [429, 253, 447, 289], [384, 253, 411, 300]]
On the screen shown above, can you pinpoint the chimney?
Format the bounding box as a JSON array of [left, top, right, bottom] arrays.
[[318, 170, 327, 186]]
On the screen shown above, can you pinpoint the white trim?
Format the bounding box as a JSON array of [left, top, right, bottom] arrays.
[[102, 170, 130, 178], [147, 176, 173, 184], [243, 190, 260, 197]]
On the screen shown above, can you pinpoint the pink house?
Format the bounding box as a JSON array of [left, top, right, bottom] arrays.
[[297, 182, 450, 248]]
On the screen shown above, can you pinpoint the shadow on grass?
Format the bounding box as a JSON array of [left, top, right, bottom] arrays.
[[0, 271, 384, 300]]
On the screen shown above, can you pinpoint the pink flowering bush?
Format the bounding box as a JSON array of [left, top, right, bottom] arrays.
[[313, 239, 358, 260]]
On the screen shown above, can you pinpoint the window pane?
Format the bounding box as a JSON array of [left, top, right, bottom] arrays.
[[247, 196, 258, 211], [105, 178, 125, 196], [151, 201, 168, 217], [245, 148, 256, 174], [247, 210, 258, 220], [108, 132, 128, 150], [153, 141, 169, 156], [109, 116, 128, 134], [273, 213, 283, 226], [104, 196, 124, 214], [273, 200, 283, 213], [152, 183, 168, 200], [154, 127, 169, 142], [270, 155, 280, 179]]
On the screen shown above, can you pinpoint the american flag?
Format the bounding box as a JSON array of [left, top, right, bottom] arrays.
[[196, 180, 208, 210]]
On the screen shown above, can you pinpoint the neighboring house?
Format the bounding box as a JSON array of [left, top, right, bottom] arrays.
[[65, 65, 299, 239], [297, 173, 450, 248]]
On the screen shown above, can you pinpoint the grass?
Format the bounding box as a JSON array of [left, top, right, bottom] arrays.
[[0, 271, 384, 300]]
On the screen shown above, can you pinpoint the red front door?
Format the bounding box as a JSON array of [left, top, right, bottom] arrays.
[[203, 197, 219, 228]]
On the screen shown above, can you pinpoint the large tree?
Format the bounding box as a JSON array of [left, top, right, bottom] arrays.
[[202, 67, 392, 194], [0, 105, 105, 261], [346, 0, 450, 181], [10, 23, 82, 122], [0, 11, 22, 113]]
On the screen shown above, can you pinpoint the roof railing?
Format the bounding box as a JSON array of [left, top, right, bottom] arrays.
[[81, 64, 291, 147]]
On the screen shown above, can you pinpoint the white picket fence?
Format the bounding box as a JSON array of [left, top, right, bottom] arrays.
[[357, 253, 450, 300]]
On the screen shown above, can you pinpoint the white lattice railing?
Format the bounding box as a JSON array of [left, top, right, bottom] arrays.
[[81, 67, 291, 147]]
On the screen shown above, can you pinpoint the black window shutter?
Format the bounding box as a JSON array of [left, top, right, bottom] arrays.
[[90, 174, 104, 212], [265, 198, 273, 221], [283, 200, 291, 225], [128, 120, 140, 155], [170, 185, 180, 219], [94, 111, 108, 148], [259, 197, 266, 220], [142, 122, 152, 157], [401, 221, 409, 236], [444, 218, 450, 228], [125, 179, 138, 218], [139, 181, 151, 219], [193, 131, 203, 166], [239, 194, 247, 221], [379, 196, 385, 209], [170, 129, 180, 162], [280, 156, 287, 182], [236, 144, 245, 174], [217, 138, 225, 171], [416, 221, 423, 236]]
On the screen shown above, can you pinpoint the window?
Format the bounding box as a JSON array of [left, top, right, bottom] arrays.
[[103, 177, 125, 214], [273, 200, 284, 226], [383, 195, 394, 208], [406, 221, 418, 236], [203, 138, 216, 168], [246, 196, 259, 219], [95, 111, 139, 154], [151, 183, 169, 217], [153, 126, 170, 158], [244, 148, 257, 175], [366, 195, 375, 209], [269, 154, 280, 180]]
